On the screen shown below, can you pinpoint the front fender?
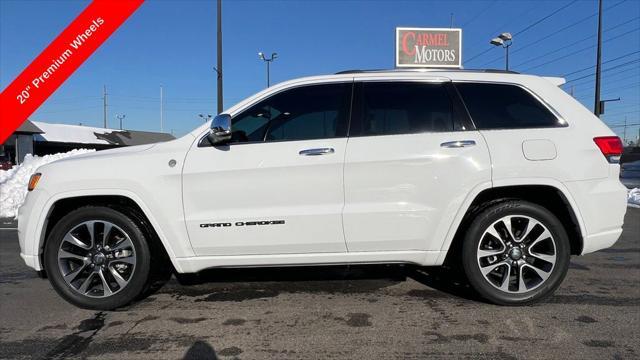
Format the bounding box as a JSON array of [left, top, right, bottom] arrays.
[[29, 189, 194, 272]]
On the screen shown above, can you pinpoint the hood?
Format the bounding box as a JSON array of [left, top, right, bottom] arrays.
[[54, 143, 157, 164]]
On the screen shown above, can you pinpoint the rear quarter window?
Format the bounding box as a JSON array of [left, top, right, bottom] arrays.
[[455, 83, 564, 129]]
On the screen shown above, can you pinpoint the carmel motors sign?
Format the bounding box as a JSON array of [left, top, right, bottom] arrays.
[[396, 27, 462, 68]]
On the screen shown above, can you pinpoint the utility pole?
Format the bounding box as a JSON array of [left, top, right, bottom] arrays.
[[216, 0, 223, 114], [103, 85, 108, 128], [594, 0, 603, 116], [623, 116, 628, 144], [160, 85, 164, 132]]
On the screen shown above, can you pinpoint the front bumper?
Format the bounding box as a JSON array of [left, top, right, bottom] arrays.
[[18, 189, 50, 271]]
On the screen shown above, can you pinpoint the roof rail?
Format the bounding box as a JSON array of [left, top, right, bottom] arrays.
[[334, 68, 520, 75]]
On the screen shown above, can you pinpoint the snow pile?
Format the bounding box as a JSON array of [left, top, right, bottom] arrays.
[[0, 149, 95, 218], [629, 188, 640, 208]]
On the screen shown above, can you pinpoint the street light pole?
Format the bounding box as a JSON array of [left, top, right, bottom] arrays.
[[266, 60, 270, 87], [116, 114, 126, 130], [490, 33, 513, 71], [505, 44, 510, 71], [258, 52, 278, 87]]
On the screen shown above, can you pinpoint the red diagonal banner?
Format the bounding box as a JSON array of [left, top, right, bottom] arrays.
[[0, 0, 144, 143]]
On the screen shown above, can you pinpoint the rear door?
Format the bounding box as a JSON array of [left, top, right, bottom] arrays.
[[343, 80, 492, 252]]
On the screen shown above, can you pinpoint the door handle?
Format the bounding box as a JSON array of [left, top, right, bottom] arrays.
[[299, 148, 335, 156], [440, 140, 476, 148]]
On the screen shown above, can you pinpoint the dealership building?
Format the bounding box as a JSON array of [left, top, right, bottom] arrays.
[[1, 120, 174, 165]]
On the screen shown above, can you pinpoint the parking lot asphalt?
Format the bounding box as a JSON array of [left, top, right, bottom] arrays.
[[1, 209, 639, 360]]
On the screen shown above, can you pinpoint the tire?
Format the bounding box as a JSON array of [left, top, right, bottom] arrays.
[[44, 206, 151, 310], [461, 200, 570, 305]]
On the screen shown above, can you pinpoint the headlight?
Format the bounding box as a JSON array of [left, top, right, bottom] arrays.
[[28, 173, 41, 191]]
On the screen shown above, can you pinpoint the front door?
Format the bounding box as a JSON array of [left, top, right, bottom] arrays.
[[182, 82, 353, 256]]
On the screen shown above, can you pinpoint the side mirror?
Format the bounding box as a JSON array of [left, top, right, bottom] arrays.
[[207, 114, 232, 145]]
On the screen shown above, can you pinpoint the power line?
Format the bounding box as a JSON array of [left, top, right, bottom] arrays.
[[564, 51, 640, 80], [565, 58, 640, 83], [521, 28, 640, 72], [466, 0, 578, 64], [479, 3, 627, 67], [600, 103, 640, 110], [567, 65, 640, 87], [609, 123, 640, 128], [460, 0, 498, 27], [575, 79, 640, 98], [604, 110, 640, 118], [514, 1, 626, 55], [574, 87, 640, 104], [516, 1, 625, 50], [465, 3, 539, 62], [516, 0, 580, 36], [608, 115, 640, 124], [513, 16, 639, 68], [573, 78, 640, 96]]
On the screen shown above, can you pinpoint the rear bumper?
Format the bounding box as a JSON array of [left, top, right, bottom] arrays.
[[581, 228, 623, 254], [564, 176, 627, 255]]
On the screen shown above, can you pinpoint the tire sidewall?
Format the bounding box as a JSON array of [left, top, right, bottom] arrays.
[[462, 201, 570, 305], [44, 206, 151, 310]]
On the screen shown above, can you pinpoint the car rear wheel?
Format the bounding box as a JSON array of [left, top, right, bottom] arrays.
[[461, 200, 570, 305], [44, 206, 151, 310]]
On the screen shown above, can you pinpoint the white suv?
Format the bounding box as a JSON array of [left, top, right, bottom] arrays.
[[18, 69, 627, 309]]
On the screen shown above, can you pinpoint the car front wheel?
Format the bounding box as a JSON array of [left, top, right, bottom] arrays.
[[44, 206, 151, 310]]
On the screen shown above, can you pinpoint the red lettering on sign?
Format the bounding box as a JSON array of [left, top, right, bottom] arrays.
[[402, 31, 415, 56]]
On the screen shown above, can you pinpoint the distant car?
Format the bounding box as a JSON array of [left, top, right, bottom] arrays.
[[621, 160, 640, 189], [0, 155, 13, 171]]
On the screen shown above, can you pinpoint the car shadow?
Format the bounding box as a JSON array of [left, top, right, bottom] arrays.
[[405, 266, 484, 302], [139, 263, 483, 304]]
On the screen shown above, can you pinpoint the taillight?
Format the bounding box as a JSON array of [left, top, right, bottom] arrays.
[[593, 136, 623, 163]]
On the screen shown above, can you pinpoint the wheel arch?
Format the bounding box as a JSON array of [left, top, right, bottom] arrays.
[[439, 182, 586, 266], [36, 192, 184, 274]]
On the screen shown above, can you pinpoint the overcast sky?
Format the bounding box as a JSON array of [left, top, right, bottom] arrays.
[[1, 0, 638, 139]]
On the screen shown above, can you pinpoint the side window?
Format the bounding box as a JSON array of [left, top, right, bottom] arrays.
[[455, 83, 563, 129], [229, 104, 272, 143], [229, 83, 351, 143], [350, 82, 454, 137]]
